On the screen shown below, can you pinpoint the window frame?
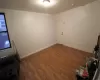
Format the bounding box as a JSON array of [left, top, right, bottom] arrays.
[[0, 13, 11, 50]]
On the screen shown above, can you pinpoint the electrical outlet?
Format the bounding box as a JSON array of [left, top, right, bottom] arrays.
[[61, 32, 63, 35]]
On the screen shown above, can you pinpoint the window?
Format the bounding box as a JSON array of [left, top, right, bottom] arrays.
[[0, 14, 11, 50]]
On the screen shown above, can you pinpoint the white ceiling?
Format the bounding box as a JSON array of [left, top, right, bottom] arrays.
[[0, 0, 95, 14]]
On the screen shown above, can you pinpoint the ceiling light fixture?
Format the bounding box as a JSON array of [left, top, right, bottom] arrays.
[[33, 0, 57, 8], [43, 0, 50, 6], [43, 0, 50, 3]]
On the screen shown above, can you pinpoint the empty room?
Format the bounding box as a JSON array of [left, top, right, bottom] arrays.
[[0, 0, 100, 80]]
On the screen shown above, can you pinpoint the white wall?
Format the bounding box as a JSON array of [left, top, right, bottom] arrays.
[[0, 9, 56, 58], [0, 0, 100, 58], [55, 1, 100, 53]]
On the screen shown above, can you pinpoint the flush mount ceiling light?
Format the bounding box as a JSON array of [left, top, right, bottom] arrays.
[[31, 0, 57, 8], [43, 0, 50, 7], [43, 0, 50, 3]]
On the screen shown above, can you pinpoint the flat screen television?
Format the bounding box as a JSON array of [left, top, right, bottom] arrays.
[[0, 13, 11, 50]]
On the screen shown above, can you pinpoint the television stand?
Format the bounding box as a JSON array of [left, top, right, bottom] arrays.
[[0, 52, 20, 80]]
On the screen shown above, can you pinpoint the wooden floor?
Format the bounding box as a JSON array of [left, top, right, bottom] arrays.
[[20, 44, 93, 80]]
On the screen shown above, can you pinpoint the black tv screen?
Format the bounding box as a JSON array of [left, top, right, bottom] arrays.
[[0, 13, 11, 50]]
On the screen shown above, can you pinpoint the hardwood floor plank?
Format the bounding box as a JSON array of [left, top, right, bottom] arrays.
[[20, 44, 93, 80]]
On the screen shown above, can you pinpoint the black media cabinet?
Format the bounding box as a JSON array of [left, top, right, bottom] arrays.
[[0, 53, 20, 80]]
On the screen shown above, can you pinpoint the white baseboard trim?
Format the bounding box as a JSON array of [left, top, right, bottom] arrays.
[[57, 43, 93, 53], [21, 43, 57, 59]]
